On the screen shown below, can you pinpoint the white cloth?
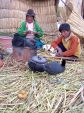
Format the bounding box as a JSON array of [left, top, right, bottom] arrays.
[[42, 44, 51, 51], [26, 22, 34, 39], [50, 47, 55, 52], [26, 22, 34, 31]]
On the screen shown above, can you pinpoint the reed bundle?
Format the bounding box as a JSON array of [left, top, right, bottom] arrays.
[[67, 11, 84, 38], [65, 0, 84, 38]]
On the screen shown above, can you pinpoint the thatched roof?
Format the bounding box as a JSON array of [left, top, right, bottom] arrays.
[[0, 0, 84, 39]]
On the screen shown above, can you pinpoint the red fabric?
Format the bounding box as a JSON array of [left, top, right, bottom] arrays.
[[51, 36, 62, 49]]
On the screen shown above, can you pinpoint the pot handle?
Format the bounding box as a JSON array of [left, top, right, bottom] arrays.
[[38, 56, 42, 60]]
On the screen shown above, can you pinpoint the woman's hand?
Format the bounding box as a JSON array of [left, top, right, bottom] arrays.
[[56, 51, 63, 57], [33, 32, 40, 35], [24, 31, 32, 35], [24, 31, 40, 35]]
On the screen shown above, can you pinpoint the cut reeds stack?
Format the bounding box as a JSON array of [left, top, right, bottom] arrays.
[[65, 0, 84, 38], [67, 11, 84, 38], [0, 54, 84, 113], [0, 0, 57, 33]]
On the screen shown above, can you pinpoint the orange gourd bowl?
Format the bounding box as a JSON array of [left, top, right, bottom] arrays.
[[0, 60, 4, 68], [18, 90, 28, 100]]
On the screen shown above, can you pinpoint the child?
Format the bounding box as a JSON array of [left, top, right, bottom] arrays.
[[50, 23, 81, 58]]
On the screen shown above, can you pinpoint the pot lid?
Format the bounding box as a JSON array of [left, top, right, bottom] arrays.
[[31, 55, 47, 63]]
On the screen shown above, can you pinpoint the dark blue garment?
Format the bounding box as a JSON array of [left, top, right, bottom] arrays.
[[12, 33, 44, 49], [23, 38, 37, 49], [0, 52, 3, 60], [12, 33, 37, 49], [58, 42, 67, 52]]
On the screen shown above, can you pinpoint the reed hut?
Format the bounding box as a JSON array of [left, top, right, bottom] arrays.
[[0, 0, 84, 39], [0, 0, 59, 34]]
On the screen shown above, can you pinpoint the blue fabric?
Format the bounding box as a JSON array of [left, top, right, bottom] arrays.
[[34, 37, 45, 49]]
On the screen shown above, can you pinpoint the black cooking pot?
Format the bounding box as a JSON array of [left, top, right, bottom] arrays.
[[28, 55, 47, 72]]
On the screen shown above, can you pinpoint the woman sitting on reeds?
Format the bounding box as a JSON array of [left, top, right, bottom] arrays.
[[12, 9, 44, 49]]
